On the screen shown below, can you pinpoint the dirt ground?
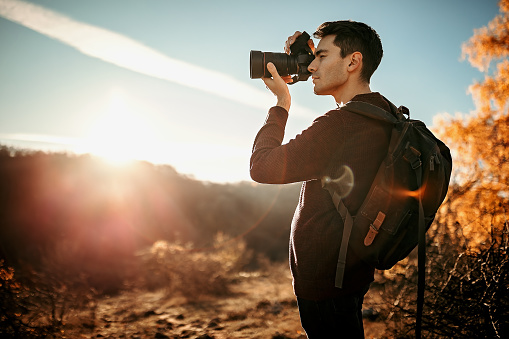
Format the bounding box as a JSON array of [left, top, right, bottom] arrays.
[[62, 265, 388, 339]]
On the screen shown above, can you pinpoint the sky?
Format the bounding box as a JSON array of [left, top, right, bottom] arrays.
[[0, 0, 500, 183]]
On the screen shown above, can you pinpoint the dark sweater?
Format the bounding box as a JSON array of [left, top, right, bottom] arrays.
[[250, 92, 393, 300]]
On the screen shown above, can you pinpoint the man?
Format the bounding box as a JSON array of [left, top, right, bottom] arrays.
[[250, 21, 393, 338]]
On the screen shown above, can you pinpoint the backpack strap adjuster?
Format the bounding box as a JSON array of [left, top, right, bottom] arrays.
[[364, 211, 386, 246]]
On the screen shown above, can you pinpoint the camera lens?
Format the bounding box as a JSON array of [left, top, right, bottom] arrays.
[[250, 51, 264, 79], [250, 51, 298, 79]]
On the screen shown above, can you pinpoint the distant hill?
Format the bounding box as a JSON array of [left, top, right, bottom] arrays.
[[0, 146, 300, 271]]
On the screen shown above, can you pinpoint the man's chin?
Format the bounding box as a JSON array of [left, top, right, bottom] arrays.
[[312, 83, 330, 96], [313, 87, 326, 96]]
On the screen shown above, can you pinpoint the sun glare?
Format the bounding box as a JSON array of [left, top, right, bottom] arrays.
[[73, 88, 249, 182], [78, 89, 160, 166]]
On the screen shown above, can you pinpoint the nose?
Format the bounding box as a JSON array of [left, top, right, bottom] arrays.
[[308, 57, 318, 73]]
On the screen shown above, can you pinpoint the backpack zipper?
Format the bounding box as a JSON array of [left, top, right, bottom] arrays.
[[430, 153, 440, 171]]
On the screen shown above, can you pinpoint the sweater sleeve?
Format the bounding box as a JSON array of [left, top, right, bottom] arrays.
[[250, 106, 344, 184]]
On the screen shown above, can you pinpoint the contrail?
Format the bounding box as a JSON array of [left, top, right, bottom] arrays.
[[0, 0, 315, 118]]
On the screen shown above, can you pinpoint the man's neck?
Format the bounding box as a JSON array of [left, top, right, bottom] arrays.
[[334, 83, 372, 106]]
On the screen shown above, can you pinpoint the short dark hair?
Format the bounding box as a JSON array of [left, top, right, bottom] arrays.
[[314, 20, 383, 83]]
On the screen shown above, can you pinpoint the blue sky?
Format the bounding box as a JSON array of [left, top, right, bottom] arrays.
[[0, 0, 500, 182]]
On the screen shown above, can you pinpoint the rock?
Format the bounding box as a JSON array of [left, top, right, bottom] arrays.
[[207, 319, 220, 328], [256, 300, 271, 309], [226, 312, 247, 321], [144, 310, 157, 317], [270, 302, 283, 315], [179, 329, 196, 338], [362, 308, 380, 321], [272, 332, 292, 339], [196, 334, 214, 339], [124, 312, 139, 323]]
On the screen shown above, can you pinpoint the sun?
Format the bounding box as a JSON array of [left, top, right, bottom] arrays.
[[74, 88, 249, 182], [78, 89, 160, 165]]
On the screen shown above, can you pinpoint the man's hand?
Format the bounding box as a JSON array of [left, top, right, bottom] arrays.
[[285, 31, 315, 55], [262, 62, 292, 112], [261, 31, 315, 112]]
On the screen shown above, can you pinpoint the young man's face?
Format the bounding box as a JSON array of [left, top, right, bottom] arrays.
[[307, 35, 351, 99]]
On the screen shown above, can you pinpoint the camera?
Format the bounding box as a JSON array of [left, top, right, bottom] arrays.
[[250, 31, 314, 84]]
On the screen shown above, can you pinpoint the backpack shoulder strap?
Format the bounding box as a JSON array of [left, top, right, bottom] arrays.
[[343, 100, 408, 124], [322, 184, 353, 289], [416, 166, 425, 339]]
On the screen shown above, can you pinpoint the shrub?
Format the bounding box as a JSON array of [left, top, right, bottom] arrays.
[[1, 261, 27, 336], [0, 261, 45, 337], [381, 222, 508, 338], [137, 233, 251, 300], [0, 253, 98, 336]]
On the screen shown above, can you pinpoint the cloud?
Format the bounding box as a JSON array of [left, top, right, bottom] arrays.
[[0, 0, 315, 118], [0, 133, 77, 145]]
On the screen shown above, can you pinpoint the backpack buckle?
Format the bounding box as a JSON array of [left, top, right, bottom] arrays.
[[403, 143, 422, 169]]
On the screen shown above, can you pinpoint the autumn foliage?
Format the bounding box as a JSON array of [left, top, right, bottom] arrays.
[[429, 0, 509, 248], [387, 2, 509, 337]]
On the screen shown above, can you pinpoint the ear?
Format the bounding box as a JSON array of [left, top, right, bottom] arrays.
[[347, 52, 363, 72]]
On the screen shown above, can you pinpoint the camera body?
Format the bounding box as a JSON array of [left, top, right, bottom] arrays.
[[250, 31, 314, 84]]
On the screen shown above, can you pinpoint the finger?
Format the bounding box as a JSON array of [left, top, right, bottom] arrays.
[[284, 40, 291, 54], [266, 62, 280, 78], [289, 31, 302, 45], [285, 31, 302, 54], [307, 40, 315, 53]]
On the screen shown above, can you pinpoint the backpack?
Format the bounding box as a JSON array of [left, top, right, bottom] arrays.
[[322, 99, 452, 337]]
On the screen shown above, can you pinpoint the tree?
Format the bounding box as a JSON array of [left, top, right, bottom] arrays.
[[432, 0, 509, 247], [382, 3, 509, 338]]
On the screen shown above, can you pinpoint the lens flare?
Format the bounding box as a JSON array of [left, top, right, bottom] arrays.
[[322, 165, 354, 199]]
